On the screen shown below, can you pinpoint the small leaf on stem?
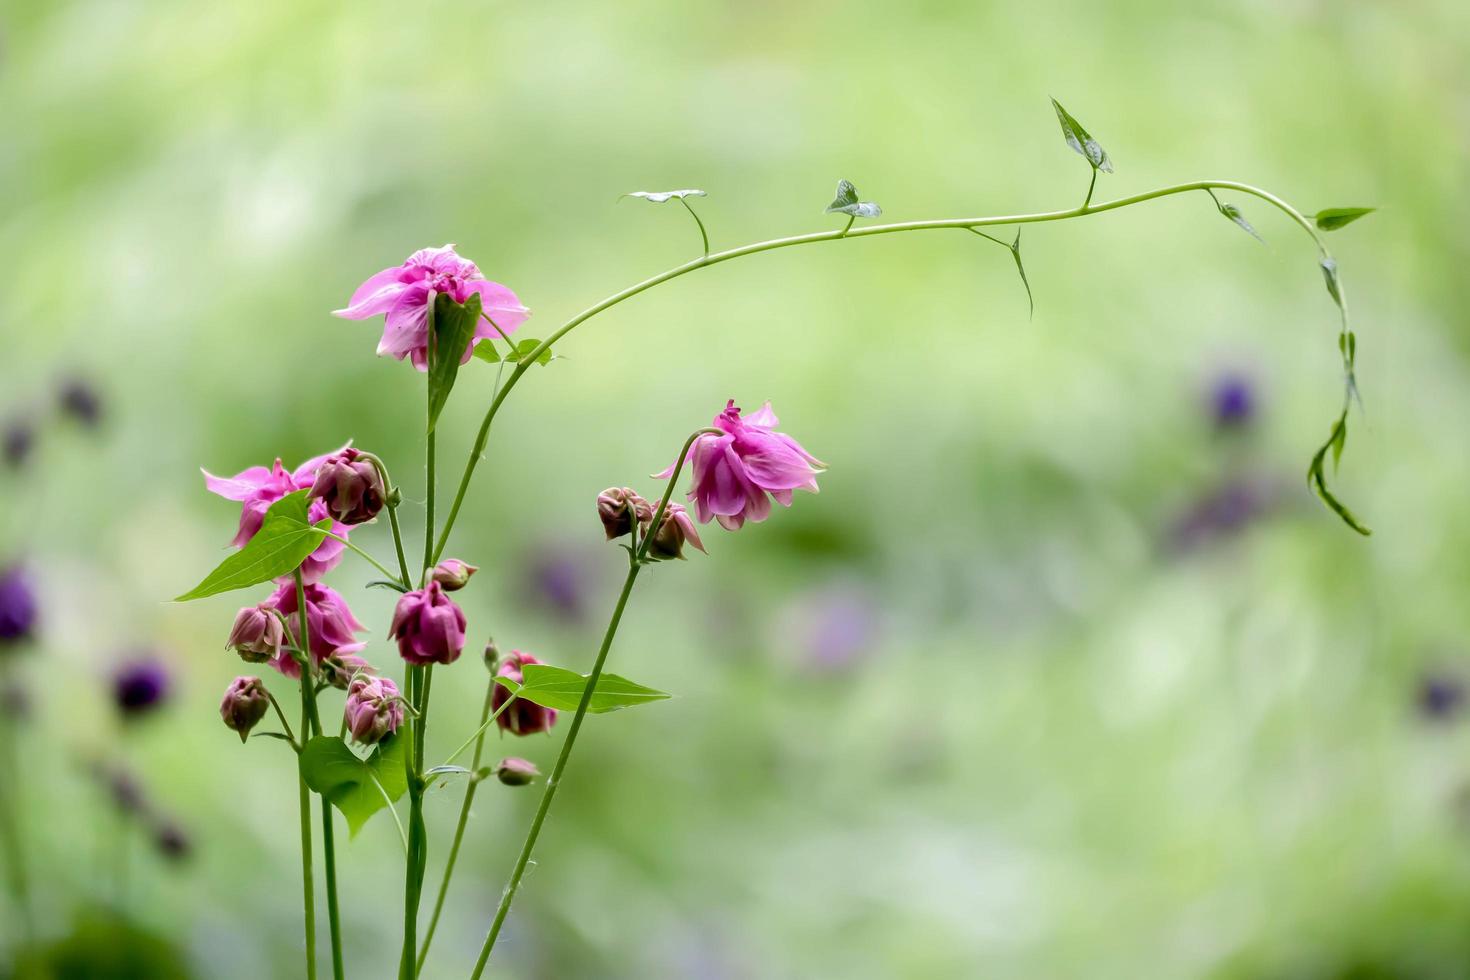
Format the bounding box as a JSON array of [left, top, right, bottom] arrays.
[[300, 734, 410, 837], [1313, 207, 1376, 231], [1051, 98, 1113, 173], [472, 341, 501, 364], [427, 292, 483, 433], [506, 338, 553, 366], [1306, 410, 1370, 536], [825, 180, 882, 219], [623, 189, 707, 204], [1207, 191, 1264, 243], [176, 491, 330, 600], [494, 663, 670, 712], [1320, 257, 1343, 307]]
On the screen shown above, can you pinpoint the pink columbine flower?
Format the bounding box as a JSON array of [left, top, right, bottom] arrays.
[[307, 448, 385, 526], [264, 581, 367, 679], [202, 447, 352, 583], [344, 675, 404, 745], [226, 603, 285, 663], [658, 400, 824, 531], [220, 676, 271, 743], [332, 244, 530, 370], [493, 651, 557, 736], [388, 580, 466, 666]]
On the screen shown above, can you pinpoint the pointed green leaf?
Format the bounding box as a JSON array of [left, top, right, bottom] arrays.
[[1051, 98, 1112, 173], [1320, 257, 1343, 307], [825, 179, 882, 218], [472, 340, 500, 364], [1306, 412, 1370, 536], [176, 491, 330, 600], [494, 663, 670, 713], [507, 338, 553, 366], [300, 734, 409, 837], [1010, 228, 1034, 318], [624, 189, 706, 204], [1212, 197, 1263, 243], [426, 291, 482, 433], [1313, 207, 1375, 231]]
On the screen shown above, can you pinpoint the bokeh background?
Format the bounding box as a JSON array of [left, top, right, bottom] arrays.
[[3, 0, 1470, 977]]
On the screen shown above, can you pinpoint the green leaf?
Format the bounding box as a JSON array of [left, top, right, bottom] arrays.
[[300, 734, 409, 837], [1306, 411, 1370, 536], [1313, 207, 1376, 231], [1010, 228, 1034, 318], [624, 189, 706, 203], [1051, 98, 1113, 173], [495, 663, 670, 713], [176, 491, 330, 600], [426, 291, 482, 433], [1208, 192, 1263, 243], [825, 179, 882, 219], [1320, 257, 1343, 307], [471, 340, 500, 364], [506, 338, 553, 366]]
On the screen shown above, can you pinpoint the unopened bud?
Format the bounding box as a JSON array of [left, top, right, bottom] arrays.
[[226, 603, 284, 663], [494, 757, 539, 786], [307, 448, 386, 525], [431, 558, 478, 592], [220, 676, 271, 743], [597, 487, 651, 541], [344, 676, 404, 745], [641, 502, 706, 562], [483, 639, 500, 674], [320, 653, 375, 691]]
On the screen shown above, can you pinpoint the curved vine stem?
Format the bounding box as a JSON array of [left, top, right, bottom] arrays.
[[432, 178, 1358, 563]]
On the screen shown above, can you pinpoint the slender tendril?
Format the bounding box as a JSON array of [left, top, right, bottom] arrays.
[[680, 196, 710, 256], [433, 178, 1358, 561]]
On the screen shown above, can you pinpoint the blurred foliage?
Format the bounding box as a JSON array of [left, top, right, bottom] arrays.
[[3, 0, 1470, 977]]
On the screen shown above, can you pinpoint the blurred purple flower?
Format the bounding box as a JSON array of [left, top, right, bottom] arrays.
[[202, 447, 351, 583], [782, 583, 880, 673], [113, 657, 171, 717], [658, 400, 824, 531], [57, 377, 103, 428], [1209, 372, 1255, 429], [1167, 477, 1279, 552], [1418, 671, 1465, 721], [332, 244, 530, 370], [524, 544, 592, 622], [153, 821, 191, 861], [0, 565, 38, 645], [2, 418, 34, 470]]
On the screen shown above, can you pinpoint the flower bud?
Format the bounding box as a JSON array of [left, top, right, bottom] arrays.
[[641, 502, 706, 562], [597, 487, 651, 541], [307, 448, 385, 526], [483, 639, 500, 674], [320, 652, 375, 690], [226, 603, 284, 663], [344, 676, 405, 745], [220, 676, 271, 743], [493, 651, 557, 736], [0, 566, 38, 647], [494, 757, 539, 786], [431, 558, 478, 592], [388, 581, 467, 666]]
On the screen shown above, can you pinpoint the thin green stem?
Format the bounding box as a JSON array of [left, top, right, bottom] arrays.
[[840, 214, 855, 237], [437, 690, 519, 771], [318, 530, 401, 584], [294, 571, 341, 980], [433, 179, 1328, 563], [296, 677, 318, 980], [415, 680, 496, 974], [265, 691, 299, 750], [369, 769, 410, 855], [0, 698, 33, 945], [360, 452, 413, 588], [320, 799, 344, 980], [1083, 168, 1098, 209], [470, 563, 642, 979], [680, 196, 710, 255]]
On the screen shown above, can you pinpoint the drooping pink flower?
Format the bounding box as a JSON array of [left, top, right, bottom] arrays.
[[264, 581, 367, 679], [657, 400, 824, 531], [332, 244, 530, 371], [220, 676, 271, 743], [226, 602, 285, 663], [307, 448, 385, 526], [344, 675, 404, 745], [388, 581, 466, 666], [493, 651, 557, 736], [202, 447, 351, 583]]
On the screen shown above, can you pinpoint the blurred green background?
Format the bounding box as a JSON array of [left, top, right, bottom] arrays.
[[3, 0, 1470, 976]]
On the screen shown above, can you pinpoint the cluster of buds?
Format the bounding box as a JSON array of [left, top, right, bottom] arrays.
[[343, 675, 405, 745], [307, 448, 387, 526], [597, 488, 705, 561]]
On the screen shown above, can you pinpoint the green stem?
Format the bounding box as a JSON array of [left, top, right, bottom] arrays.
[[422, 430, 436, 577], [398, 663, 429, 980], [433, 179, 1329, 563], [680, 196, 710, 255], [1083, 168, 1098, 209], [435, 690, 519, 771], [470, 563, 642, 979], [0, 690, 34, 946], [320, 799, 345, 980], [294, 571, 342, 980], [296, 677, 318, 980], [469, 430, 703, 976], [415, 680, 496, 974], [360, 452, 413, 588]]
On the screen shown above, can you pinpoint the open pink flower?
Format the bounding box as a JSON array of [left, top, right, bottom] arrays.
[[388, 580, 466, 666], [332, 244, 530, 370], [263, 581, 367, 679], [658, 400, 824, 531], [202, 447, 350, 583]]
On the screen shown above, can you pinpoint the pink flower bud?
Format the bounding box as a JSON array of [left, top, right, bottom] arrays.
[[220, 676, 270, 743], [641, 501, 706, 561], [344, 676, 405, 745], [494, 757, 539, 786], [388, 581, 466, 666], [430, 558, 478, 592], [597, 487, 652, 540], [226, 603, 284, 663], [492, 651, 557, 736], [307, 448, 385, 526]]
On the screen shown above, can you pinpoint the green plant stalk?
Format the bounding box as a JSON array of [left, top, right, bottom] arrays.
[[468, 430, 705, 976], [360, 451, 413, 588], [434, 179, 1351, 562], [296, 672, 318, 980], [415, 680, 495, 974], [0, 688, 34, 946]]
